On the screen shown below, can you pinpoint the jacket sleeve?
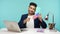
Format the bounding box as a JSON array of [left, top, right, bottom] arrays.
[[40, 20, 47, 28], [18, 15, 26, 28]]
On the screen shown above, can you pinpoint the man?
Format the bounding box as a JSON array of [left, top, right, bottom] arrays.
[[18, 2, 47, 28]]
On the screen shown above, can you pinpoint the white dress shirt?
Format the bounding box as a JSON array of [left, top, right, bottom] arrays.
[[26, 15, 34, 28]]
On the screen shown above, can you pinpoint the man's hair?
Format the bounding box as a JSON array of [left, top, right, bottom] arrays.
[[29, 2, 37, 7]]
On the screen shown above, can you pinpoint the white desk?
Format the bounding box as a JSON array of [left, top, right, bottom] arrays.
[[0, 28, 60, 34]]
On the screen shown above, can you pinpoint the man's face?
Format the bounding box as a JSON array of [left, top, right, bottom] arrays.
[[28, 5, 36, 15]]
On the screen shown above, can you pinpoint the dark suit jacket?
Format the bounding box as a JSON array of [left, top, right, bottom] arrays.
[[18, 14, 47, 28]]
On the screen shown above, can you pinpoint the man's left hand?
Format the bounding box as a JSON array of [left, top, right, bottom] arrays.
[[38, 14, 42, 22]]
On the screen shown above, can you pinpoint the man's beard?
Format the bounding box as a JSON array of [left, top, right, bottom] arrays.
[[29, 13, 35, 15]]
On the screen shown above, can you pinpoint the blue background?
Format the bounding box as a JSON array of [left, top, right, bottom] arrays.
[[0, 0, 60, 31]]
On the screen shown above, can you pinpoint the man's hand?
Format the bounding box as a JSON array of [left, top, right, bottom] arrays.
[[38, 14, 42, 22], [23, 18, 30, 24]]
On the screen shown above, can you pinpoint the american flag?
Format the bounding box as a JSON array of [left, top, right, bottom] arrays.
[[33, 13, 39, 19]]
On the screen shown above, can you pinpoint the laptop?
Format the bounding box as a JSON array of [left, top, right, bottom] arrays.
[[4, 21, 21, 32]]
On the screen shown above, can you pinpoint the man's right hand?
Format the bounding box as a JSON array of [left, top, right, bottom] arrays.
[[23, 18, 30, 24]]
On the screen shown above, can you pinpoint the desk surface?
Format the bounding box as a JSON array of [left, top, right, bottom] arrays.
[[0, 28, 60, 34]]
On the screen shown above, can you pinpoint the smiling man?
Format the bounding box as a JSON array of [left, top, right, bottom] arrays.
[[18, 2, 47, 28]]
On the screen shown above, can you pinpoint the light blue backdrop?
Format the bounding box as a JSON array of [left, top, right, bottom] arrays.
[[0, 0, 60, 31]]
